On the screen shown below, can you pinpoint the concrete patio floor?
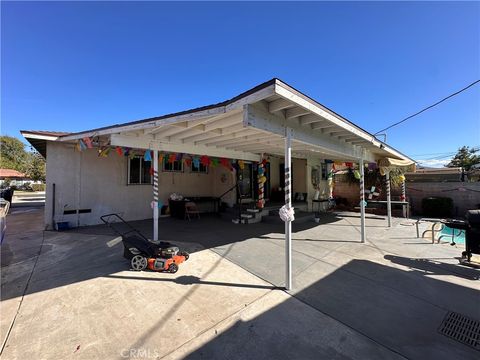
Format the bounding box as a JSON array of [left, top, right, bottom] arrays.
[[1, 209, 479, 359]]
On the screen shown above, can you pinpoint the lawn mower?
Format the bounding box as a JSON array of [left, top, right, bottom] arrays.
[[100, 213, 189, 273]]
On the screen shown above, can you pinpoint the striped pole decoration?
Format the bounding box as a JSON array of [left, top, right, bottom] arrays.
[[257, 161, 264, 208], [284, 129, 292, 290], [401, 179, 407, 218], [385, 171, 392, 227], [359, 173, 365, 206], [359, 158, 366, 243], [153, 150, 159, 241], [284, 165, 291, 208]]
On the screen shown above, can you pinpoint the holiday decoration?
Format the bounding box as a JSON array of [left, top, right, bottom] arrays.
[[143, 149, 151, 161], [116, 147, 124, 157], [83, 137, 93, 149], [200, 155, 210, 166], [192, 156, 200, 168], [257, 160, 266, 208]]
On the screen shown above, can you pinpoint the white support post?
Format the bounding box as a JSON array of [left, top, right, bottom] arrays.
[[401, 178, 407, 218], [153, 150, 159, 241], [359, 155, 366, 243], [386, 171, 392, 227], [285, 128, 292, 291]]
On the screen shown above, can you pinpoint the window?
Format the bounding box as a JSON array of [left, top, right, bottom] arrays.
[[128, 157, 152, 184], [191, 162, 208, 174], [163, 159, 183, 172]]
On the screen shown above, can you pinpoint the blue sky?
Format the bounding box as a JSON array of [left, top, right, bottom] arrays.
[[2, 1, 479, 166]]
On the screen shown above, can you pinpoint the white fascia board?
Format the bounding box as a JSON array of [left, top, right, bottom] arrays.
[[110, 134, 261, 162], [243, 103, 376, 162], [273, 81, 413, 162], [21, 132, 59, 141]]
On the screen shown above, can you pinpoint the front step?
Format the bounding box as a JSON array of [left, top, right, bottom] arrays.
[[221, 205, 269, 224]]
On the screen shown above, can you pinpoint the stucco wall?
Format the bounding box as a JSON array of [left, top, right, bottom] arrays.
[[406, 182, 480, 216], [45, 142, 236, 228], [332, 177, 480, 217]]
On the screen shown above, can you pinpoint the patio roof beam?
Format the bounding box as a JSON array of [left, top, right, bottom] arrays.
[[224, 138, 284, 150], [181, 124, 250, 143], [244, 103, 375, 162], [311, 122, 335, 130], [285, 107, 311, 120], [268, 98, 295, 113], [204, 112, 242, 131], [207, 133, 273, 147], [110, 134, 261, 162], [193, 128, 257, 146], [167, 125, 222, 141], [299, 114, 325, 126], [327, 129, 351, 136]]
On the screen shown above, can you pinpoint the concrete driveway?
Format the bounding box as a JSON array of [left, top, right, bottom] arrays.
[[1, 209, 479, 359]]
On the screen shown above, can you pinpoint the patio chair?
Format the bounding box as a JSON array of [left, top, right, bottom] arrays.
[[184, 201, 200, 221]]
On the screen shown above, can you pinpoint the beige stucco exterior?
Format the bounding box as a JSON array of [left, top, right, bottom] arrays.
[[45, 142, 238, 228], [45, 142, 332, 228]]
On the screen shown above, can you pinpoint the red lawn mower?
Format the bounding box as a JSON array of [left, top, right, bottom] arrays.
[[100, 213, 189, 273]]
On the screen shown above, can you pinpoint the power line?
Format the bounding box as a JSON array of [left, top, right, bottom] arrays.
[[374, 79, 480, 135]]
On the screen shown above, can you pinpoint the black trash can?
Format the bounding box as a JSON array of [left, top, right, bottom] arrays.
[[0, 188, 14, 203]]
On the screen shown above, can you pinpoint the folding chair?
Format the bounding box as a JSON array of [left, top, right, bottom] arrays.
[[184, 201, 200, 221]]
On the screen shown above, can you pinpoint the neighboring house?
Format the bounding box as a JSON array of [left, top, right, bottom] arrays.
[[405, 167, 464, 182], [0, 169, 33, 187], [21, 78, 414, 233]]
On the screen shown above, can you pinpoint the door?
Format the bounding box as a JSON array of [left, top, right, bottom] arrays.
[[237, 163, 253, 199]]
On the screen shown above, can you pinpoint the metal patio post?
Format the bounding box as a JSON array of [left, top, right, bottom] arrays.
[[153, 150, 159, 241], [285, 128, 292, 290], [359, 155, 366, 243], [386, 171, 392, 227]]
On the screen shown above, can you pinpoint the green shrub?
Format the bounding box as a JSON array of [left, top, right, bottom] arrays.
[[421, 197, 453, 217], [31, 183, 46, 192]]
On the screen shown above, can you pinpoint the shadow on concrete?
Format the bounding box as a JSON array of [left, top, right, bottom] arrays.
[[68, 212, 345, 252], [384, 254, 480, 280], [259, 235, 360, 244], [105, 274, 279, 290], [139, 259, 479, 360], [1, 213, 342, 301]]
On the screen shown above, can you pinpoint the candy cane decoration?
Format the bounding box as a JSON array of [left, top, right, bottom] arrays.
[[257, 161, 265, 208]]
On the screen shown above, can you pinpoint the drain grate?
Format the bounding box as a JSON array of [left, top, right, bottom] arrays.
[[438, 311, 480, 351]]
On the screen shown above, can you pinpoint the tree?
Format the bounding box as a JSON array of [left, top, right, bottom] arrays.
[[446, 146, 480, 171], [25, 152, 46, 182], [0, 136, 28, 172], [0, 135, 46, 182]]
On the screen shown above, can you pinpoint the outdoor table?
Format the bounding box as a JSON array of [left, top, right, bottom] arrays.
[[169, 197, 220, 219], [367, 200, 409, 218]]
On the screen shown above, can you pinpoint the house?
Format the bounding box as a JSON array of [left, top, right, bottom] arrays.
[[405, 166, 464, 182], [0, 169, 32, 187], [21, 78, 414, 289]]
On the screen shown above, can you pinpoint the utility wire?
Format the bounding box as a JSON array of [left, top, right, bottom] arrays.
[[374, 79, 480, 135]]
